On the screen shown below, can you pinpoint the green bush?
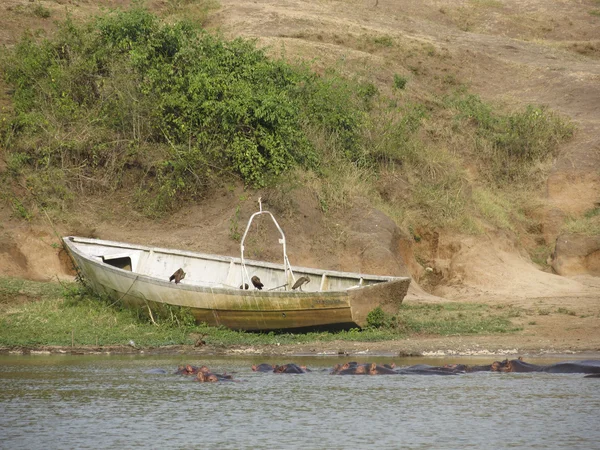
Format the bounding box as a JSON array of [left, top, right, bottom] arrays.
[[445, 92, 573, 183], [366, 306, 397, 329], [1, 7, 368, 214], [393, 74, 408, 90], [32, 4, 51, 19]]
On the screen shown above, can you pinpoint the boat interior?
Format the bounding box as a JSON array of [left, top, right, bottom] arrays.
[[66, 237, 396, 293]]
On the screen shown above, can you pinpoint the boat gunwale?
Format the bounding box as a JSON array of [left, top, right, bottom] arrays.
[[64, 236, 409, 283], [63, 236, 409, 297]]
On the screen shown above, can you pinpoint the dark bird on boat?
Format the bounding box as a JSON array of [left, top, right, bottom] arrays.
[[251, 276, 264, 290], [292, 276, 310, 291], [239, 283, 249, 290], [169, 268, 186, 284]]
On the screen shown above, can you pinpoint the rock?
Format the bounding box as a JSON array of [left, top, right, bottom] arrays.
[[552, 232, 600, 276], [344, 205, 411, 277]]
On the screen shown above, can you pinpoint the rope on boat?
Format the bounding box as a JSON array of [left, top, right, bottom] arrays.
[[107, 274, 139, 308]]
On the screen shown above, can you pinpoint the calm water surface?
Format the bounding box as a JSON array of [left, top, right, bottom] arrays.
[[0, 355, 598, 449]]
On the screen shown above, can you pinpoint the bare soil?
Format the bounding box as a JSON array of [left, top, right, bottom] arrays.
[[1, 0, 599, 357]]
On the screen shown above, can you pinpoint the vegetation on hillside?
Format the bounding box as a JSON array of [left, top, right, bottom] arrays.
[[0, 7, 573, 233]]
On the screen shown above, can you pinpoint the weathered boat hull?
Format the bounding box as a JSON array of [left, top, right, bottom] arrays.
[[63, 237, 410, 331]]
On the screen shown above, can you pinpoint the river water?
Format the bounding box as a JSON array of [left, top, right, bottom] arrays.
[[1, 354, 599, 449]]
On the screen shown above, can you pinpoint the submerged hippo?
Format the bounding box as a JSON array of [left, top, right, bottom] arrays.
[[252, 363, 309, 374], [540, 360, 600, 374], [441, 363, 494, 373], [490, 359, 543, 373], [196, 371, 220, 383], [172, 364, 233, 382], [252, 363, 275, 373], [368, 363, 397, 375], [273, 363, 308, 374], [175, 364, 199, 375], [144, 368, 168, 374], [491, 359, 600, 374], [337, 363, 369, 375], [331, 361, 361, 375], [174, 364, 234, 378], [331, 362, 398, 375], [331, 361, 465, 376], [397, 364, 462, 376]]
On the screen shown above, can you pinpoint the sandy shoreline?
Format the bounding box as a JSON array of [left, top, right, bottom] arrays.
[[3, 337, 600, 359]]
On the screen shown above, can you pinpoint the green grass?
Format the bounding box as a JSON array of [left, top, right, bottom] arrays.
[[32, 4, 51, 18], [471, 187, 514, 231], [0, 277, 64, 309], [563, 207, 600, 236], [556, 307, 576, 316], [9, 3, 51, 19], [393, 74, 408, 90], [0, 278, 196, 346], [397, 303, 523, 335], [469, 0, 502, 7], [0, 278, 522, 347], [529, 244, 552, 268]]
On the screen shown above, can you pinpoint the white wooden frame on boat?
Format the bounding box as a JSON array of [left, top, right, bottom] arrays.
[[240, 197, 296, 291]]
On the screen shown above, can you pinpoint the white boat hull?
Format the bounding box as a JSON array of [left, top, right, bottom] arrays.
[[63, 236, 410, 331]]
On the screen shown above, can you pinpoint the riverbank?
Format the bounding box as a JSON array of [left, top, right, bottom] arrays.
[[3, 334, 600, 359], [3, 297, 599, 359], [2, 275, 599, 358]]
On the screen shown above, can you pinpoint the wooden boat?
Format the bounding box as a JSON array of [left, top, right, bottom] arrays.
[[62, 202, 410, 331]]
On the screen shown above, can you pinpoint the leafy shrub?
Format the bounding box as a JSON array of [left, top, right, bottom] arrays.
[[366, 306, 398, 329], [445, 92, 573, 183], [32, 4, 51, 19], [1, 7, 368, 214], [366, 307, 386, 328], [393, 74, 408, 90]]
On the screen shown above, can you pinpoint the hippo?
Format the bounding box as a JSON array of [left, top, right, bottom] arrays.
[[331, 363, 365, 375], [144, 368, 168, 374], [175, 364, 200, 375], [194, 369, 234, 382], [368, 363, 397, 375], [332, 362, 398, 375], [463, 364, 495, 372], [331, 361, 361, 375], [273, 363, 307, 374], [175, 364, 211, 376], [490, 359, 600, 374], [396, 364, 462, 376], [174, 365, 234, 382], [331, 362, 464, 375], [489, 359, 542, 373], [439, 363, 493, 373], [338, 363, 369, 375], [252, 363, 275, 372], [540, 360, 600, 374], [196, 371, 220, 383]]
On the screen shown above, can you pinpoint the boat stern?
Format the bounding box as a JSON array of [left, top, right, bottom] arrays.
[[347, 277, 410, 327]]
